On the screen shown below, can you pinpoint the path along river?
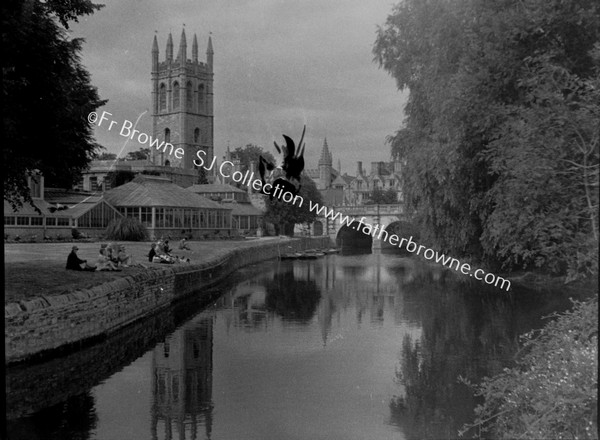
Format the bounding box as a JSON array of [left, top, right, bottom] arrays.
[[6, 250, 578, 440]]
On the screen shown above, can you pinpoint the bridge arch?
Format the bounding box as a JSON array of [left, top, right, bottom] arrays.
[[336, 224, 372, 249], [379, 220, 420, 250]]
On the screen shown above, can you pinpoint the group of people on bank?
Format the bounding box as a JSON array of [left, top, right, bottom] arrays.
[[66, 243, 138, 272], [147, 237, 191, 264], [66, 236, 194, 271]]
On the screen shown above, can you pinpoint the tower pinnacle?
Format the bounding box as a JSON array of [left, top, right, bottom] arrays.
[[192, 34, 198, 63], [178, 28, 187, 64], [166, 33, 173, 62]]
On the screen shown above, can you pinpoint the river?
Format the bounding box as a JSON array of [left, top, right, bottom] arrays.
[[6, 251, 577, 439]]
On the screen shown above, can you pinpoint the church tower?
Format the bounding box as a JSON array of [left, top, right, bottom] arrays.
[[151, 30, 214, 169], [318, 138, 332, 190]]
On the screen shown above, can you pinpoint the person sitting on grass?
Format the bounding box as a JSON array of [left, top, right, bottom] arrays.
[[148, 243, 157, 262], [179, 237, 191, 251], [96, 247, 121, 271], [66, 245, 96, 271], [116, 245, 133, 267]]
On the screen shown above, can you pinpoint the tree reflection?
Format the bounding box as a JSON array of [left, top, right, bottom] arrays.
[[388, 283, 546, 439], [264, 267, 321, 323], [6, 392, 97, 440]]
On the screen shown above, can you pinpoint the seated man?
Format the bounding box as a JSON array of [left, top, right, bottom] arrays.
[[179, 238, 191, 250], [66, 246, 96, 271], [148, 243, 157, 262]]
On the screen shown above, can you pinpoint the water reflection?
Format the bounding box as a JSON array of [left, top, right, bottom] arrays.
[[6, 253, 580, 440], [151, 313, 214, 440]]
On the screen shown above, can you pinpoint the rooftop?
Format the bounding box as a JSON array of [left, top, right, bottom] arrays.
[[104, 175, 228, 209]]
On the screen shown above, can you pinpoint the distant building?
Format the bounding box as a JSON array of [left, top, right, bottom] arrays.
[[187, 183, 264, 234], [304, 139, 404, 206], [4, 174, 122, 239]]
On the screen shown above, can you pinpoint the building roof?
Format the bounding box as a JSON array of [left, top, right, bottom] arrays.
[[4, 197, 118, 219], [45, 188, 102, 205], [104, 175, 228, 209], [187, 183, 246, 194]]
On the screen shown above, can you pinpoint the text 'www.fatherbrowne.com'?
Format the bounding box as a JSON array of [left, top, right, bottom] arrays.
[[308, 201, 511, 291]]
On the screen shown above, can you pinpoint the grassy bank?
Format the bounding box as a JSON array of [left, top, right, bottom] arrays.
[[4, 238, 289, 304]]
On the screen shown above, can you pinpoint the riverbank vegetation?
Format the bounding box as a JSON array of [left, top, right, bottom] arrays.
[[374, 0, 599, 282], [375, 0, 599, 436], [460, 294, 598, 438]]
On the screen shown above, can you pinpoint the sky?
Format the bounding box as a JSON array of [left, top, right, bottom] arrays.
[[70, 0, 407, 174]]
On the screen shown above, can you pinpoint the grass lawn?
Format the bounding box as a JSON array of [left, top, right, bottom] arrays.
[[4, 261, 166, 304], [4, 237, 287, 304]]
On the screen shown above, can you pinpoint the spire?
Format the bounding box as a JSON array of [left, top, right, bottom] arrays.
[[206, 35, 214, 71], [166, 33, 173, 62], [319, 138, 332, 166], [178, 28, 187, 64], [192, 34, 198, 63], [338, 158, 341, 174], [152, 35, 159, 71]]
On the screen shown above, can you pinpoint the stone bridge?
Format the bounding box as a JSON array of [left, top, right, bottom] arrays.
[[311, 204, 413, 250]]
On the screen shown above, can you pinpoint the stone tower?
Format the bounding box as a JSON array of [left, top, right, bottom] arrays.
[[151, 30, 214, 169], [318, 138, 332, 190]]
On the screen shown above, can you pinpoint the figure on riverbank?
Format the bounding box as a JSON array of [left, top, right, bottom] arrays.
[[96, 247, 121, 271], [66, 246, 96, 271], [179, 237, 191, 250]]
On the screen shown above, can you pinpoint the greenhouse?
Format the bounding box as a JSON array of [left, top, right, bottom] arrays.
[[103, 175, 233, 238]]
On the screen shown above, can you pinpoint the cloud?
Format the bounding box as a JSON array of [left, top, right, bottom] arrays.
[[71, 0, 407, 166]]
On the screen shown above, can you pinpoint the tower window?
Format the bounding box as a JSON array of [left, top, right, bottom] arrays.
[[173, 81, 180, 109], [194, 128, 200, 143], [164, 128, 170, 143], [186, 81, 193, 109], [198, 84, 205, 113], [159, 83, 166, 111]]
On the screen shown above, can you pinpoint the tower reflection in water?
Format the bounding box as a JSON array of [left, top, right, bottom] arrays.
[[151, 312, 214, 440]]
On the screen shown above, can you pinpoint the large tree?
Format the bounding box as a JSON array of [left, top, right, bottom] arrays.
[[264, 174, 323, 236], [125, 147, 150, 161], [232, 144, 276, 174], [2, 0, 105, 210], [374, 0, 599, 277]]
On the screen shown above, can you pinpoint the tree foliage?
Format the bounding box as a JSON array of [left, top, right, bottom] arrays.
[[365, 187, 398, 205], [105, 170, 135, 189], [264, 174, 323, 236], [97, 152, 117, 160], [374, 0, 600, 278], [460, 295, 598, 439], [232, 144, 276, 174], [125, 147, 150, 161], [2, 0, 105, 210]]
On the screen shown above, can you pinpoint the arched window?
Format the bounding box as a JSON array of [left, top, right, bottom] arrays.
[[164, 128, 170, 143], [198, 84, 205, 113], [165, 160, 170, 167], [186, 81, 193, 109], [159, 83, 166, 111], [194, 128, 200, 143], [173, 81, 180, 109]]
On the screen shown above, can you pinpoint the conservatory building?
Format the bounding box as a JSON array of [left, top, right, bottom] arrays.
[[103, 175, 233, 239]]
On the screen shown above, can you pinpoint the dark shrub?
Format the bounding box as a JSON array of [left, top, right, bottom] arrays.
[[105, 217, 148, 241]]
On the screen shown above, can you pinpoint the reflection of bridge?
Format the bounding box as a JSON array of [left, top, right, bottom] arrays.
[[312, 204, 409, 250]]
